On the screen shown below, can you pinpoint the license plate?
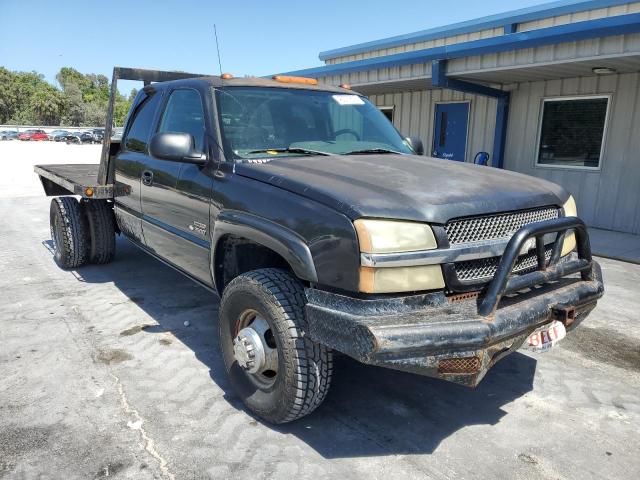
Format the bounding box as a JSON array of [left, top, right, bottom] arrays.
[[524, 320, 566, 352]]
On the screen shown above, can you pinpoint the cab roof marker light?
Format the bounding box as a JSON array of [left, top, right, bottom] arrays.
[[272, 75, 318, 86]]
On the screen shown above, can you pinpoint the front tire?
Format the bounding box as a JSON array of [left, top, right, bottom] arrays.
[[219, 268, 333, 423], [50, 197, 89, 268]]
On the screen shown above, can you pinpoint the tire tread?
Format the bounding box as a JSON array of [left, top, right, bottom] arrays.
[[50, 197, 89, 268], [220, 268, 333, 423], [82, 200, 115, 264]]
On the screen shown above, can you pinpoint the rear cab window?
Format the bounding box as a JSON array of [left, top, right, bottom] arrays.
[[124, 90, 163, 153]]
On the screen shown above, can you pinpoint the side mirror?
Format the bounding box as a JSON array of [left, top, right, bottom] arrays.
[[405, 136, 424, 156], [149, 132, 207, 164]]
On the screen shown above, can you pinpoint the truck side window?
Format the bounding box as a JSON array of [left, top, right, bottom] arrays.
[[124, 91, 162, 153], [158, 89, 206, 152]]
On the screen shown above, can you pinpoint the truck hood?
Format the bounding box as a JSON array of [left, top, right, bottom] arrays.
[[234, 154, 568, 224]]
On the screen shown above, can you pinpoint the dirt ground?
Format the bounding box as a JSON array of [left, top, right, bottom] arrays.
[[1, 141, 639, 479]]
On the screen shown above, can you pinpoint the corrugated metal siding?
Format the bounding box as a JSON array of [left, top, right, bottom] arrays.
[[504, 72, 640, 234], [318, 62, 431, 87], [325, 2, 640, 66], [367, 90, 497, 163], [325, 27, 503, 65], [448, 32, 640, 75], [517, 1, 640, 32]]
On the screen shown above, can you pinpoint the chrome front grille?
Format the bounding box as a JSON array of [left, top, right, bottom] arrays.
[[445, 207, 561, 285], [444, 207, 560, 245], [454, 246, 553, 281]]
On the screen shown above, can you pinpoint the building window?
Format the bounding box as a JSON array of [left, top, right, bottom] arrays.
[[378, 106, 394, 123], [536, 96, 609, 169]]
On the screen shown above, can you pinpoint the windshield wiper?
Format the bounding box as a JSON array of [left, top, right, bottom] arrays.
[[247, 147, 332, 156], [343, 148, 404, 155]]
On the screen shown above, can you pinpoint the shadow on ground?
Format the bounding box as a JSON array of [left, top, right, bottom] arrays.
[[60, 236, 537, 458]]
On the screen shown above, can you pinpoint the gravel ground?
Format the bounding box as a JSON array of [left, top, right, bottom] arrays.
[[1, 141, 639, 480]]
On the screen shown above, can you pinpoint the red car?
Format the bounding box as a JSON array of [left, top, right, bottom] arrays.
[[18, 129, 49, 141]]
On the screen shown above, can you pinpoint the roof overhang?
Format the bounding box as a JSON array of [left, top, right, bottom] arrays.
[[282, 13, 640, 80], [319, 0, 635, 61]]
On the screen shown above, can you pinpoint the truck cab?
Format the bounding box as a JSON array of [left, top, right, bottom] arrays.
[[36, 69, 604, 424]]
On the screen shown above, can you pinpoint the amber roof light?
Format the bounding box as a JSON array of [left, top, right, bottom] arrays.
[[272, 75, 318, 85], [221, 73, 234, 79]]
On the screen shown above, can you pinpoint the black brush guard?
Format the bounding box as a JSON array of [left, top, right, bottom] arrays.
[[305, 217, 604, 386]]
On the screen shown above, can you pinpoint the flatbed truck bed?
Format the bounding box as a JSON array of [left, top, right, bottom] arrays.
[[34, 163, 128, 199]]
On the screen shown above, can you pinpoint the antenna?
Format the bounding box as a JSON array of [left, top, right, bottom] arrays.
[[214, 24, 223, 77]]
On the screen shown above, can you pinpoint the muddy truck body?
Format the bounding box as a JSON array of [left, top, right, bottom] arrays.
[[35, 67, 604, 423]]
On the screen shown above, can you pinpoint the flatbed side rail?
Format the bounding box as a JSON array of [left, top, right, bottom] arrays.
[[477, 217, 592, 316], [98, 67, 209, 185]]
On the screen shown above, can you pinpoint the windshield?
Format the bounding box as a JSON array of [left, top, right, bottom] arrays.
[[214, 87, 413, 159]]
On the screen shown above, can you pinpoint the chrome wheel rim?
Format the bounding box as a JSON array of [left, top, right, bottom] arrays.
[[233, 309, 279, 388]]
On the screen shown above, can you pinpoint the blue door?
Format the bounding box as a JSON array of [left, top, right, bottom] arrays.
[[432, 102, 469, 161]]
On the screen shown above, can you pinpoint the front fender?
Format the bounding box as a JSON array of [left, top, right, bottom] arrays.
[[211, 210, 318, 285]]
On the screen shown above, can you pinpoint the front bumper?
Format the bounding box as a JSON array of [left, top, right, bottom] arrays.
[[305, 217, 604, 387]]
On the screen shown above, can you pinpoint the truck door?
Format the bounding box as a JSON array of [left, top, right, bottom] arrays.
[[141, 87, 214, 286], [114, 88, 164, 244]]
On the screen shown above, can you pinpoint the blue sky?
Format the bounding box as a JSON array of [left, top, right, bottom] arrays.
[[1, 0, 546, 92]]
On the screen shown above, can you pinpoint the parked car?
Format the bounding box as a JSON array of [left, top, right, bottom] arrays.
[[91, 129, 105, 143], [18, 129, 48, 141], [59, 131, 95, 144], [48, 129, 70, 141], [0, 130, 19, 140], [35, 69, 604, 425], [52, 131, 71, 142]]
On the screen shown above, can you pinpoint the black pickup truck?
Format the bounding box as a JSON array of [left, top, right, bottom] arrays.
[[35, 67, 604, 424]]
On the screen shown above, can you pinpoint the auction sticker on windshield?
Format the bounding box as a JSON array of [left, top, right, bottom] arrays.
[[333, 95, 365, 106], [524, 320, 566, 352]]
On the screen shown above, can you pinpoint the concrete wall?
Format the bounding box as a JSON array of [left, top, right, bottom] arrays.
[[0, 125, 102, 134]]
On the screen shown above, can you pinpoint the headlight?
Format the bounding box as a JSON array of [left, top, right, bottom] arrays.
[[354, 219, 437, 253], [561, 195, 577, 256], [354, 219, 444, 293]]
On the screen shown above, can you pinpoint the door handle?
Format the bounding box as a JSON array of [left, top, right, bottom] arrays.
[[141, 170, 154, 186]]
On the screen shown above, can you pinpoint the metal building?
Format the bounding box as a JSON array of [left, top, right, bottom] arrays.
[[284, 0, 640, 234]]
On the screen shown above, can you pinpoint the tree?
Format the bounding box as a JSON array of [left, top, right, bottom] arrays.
[[31, 85, 65, 125], [62, 83, 85, 126], [83, 101, 106, 127], [0, 66, 135, 126]]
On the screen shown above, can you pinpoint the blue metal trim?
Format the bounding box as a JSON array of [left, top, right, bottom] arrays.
[[319, 0, 632, 60], [493, 96, 510, 169], [286, 13, 640, 78], [432, 60, 509, 99], [142, 214, 211, 249]]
